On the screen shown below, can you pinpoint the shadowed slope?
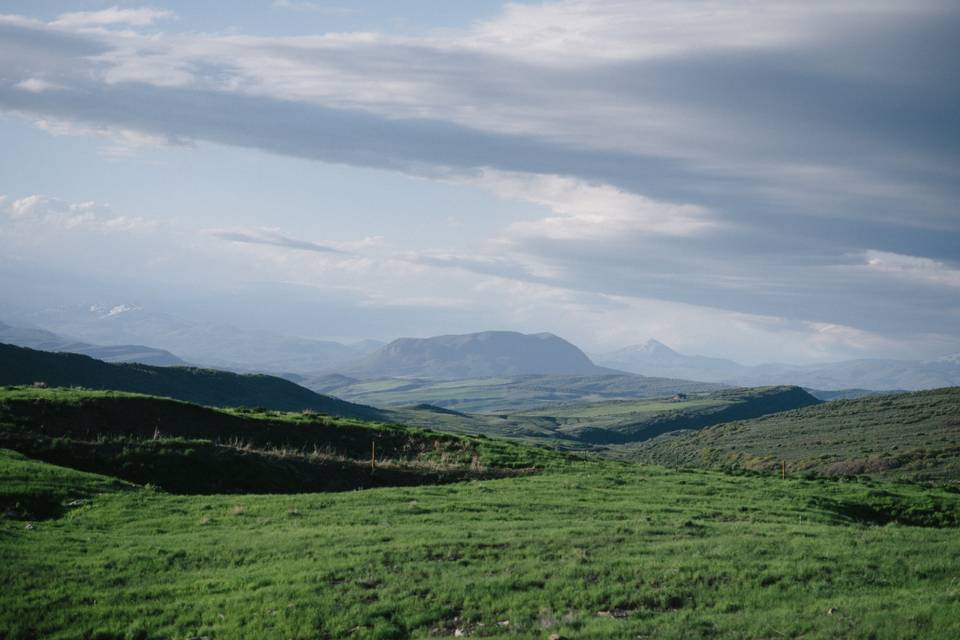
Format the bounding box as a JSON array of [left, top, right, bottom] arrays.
[[0, 343, 383, 420]]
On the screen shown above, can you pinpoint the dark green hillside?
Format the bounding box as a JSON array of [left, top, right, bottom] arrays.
[[0, 448, 135, 520], [0, 343, 383, 419], [0, 387, 562, 496], [630, 387, 960, 484]]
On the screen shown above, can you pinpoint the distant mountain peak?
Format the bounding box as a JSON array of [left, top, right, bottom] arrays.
[[638, 338, 677, 354], [339, 330, 604, 379]]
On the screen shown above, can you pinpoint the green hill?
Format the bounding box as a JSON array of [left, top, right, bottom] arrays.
[[629, 387, 960, 484], [0, 343, 383, 420], [0, 387, 561, 496]]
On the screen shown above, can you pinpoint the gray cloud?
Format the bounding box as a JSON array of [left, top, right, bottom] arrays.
[[209, 229, 345, 254], [1, 3, 958, 348]]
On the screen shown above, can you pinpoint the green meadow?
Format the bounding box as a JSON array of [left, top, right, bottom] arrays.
[[2, 387, 959, 639], [3, 449, 960, 639]]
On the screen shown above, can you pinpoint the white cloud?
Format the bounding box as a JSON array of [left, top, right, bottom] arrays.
[[2, 195, 158, 232], [462, 170, 714, 239], [466, 0, 952, 64], [51, 6, 174, 29], [14, 78, 66, 93], [466, 0, 804, 64], [862, 250, 960, 287], [30, 117, 181, 158]]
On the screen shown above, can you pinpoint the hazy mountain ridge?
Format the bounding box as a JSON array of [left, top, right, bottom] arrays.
[[337, 331, 608, 379], [0, 321, 186, 366], [596, 339, 960, 391], [6, 305, 381, 373], [10, 303, 958, 391]]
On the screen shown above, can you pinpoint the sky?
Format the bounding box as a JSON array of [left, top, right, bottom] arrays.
[[0, 0, 958, 364]]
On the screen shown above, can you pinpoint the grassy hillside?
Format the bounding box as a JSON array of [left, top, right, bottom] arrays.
[[295, 373, 727, 413], [630, 388, 960, 485], [391, 386, 820, 449], [0, 343, 384, 420], [0, 448, 135, 519], [515, 386, 821, 444], [2, 448, 959, 639], [0, 387, 563, 496]]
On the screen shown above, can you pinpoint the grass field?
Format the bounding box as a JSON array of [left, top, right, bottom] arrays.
[[629, 387, 960, 486], [3, 448, 960, 639], [3, 386, 959, 638]]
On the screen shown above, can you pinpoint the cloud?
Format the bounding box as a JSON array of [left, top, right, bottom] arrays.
[[13, 77, 65, 93], [464, 170, 715, 239], [271, 1, 355, 15], [30, 116, 180, 159], [1, 195, 158, 232], [862, 250, 960, 287], [408, 252, 552, 282], [208, 228, 346, 254], [50, 7, 174, 29], [0, 5, 955, 233], [0, 2, 958, 354]]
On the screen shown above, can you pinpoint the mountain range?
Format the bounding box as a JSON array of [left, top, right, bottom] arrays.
[[5, 303, 960, 391], [595, 339, 960, 391], [3, 305, 382, 373], [0, 321, 186, 366]]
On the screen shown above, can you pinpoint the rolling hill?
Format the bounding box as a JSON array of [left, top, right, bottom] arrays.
[[0, 387, 558, 496], [0, 343, 384, 420], [629, 387, 960, 484], [337, 331, 607, 379]]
